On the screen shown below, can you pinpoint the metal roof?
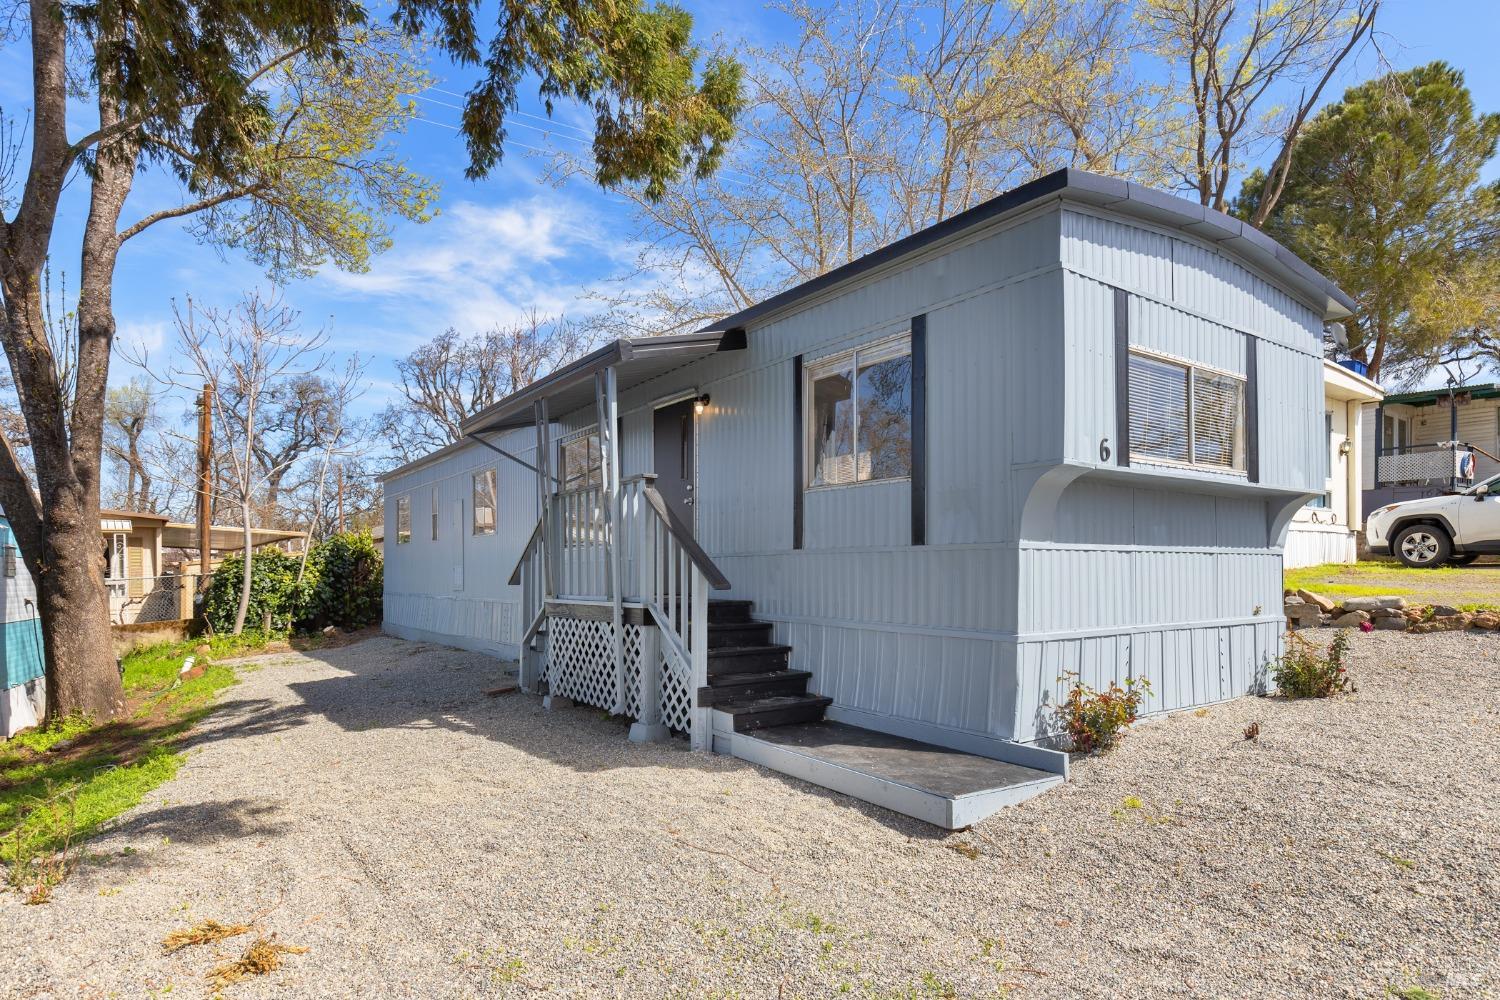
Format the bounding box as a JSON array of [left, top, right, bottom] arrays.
[[697, 168, 1356, 335], [1382, 383, 1500, 407]]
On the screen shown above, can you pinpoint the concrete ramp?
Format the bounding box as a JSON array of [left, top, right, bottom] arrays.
[[713, 719, 1066, 829]]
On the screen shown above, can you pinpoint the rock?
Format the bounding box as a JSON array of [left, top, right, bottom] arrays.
[[1373, 616, 1408, 631], [1404, 608, 1427, 622], [1427, 614, 1470, 631], [1341, 596, 1405, 612], [1297, 590, 1337, 613], [1284, 595, 1306, 607], [1369, 607, 1405, 620], [322, 624, 338, 636], [1470, 612, 1500, 630], [1430, 605, 1461, 617], [1331, 610, 1370, 627], [1409, 621, 1442, 634]]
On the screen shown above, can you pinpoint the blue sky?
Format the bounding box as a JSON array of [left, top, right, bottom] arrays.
[[3, 1, 1498, 453]]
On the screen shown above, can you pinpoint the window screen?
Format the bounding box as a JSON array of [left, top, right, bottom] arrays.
[[560, 433, 603, 491], [808, 336, 912, 487], [1129, 351, 1245, 472], [4, 545, 16, 579], [472, 469, 497, 535]]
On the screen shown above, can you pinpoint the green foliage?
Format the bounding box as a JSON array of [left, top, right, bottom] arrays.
[[300, 530, 384, 630], [1272, 630, 1353, 699], [1237, 62, 1500, 382], [2, 639, 240, 885], [391, 0, 744, 196], [1055, 672, 1152, 754], [202, 548, 311, 634]]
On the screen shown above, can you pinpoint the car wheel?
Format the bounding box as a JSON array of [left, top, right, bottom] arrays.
[[1394, 524, 1452, 568], [1448, 552, 1481, 566]]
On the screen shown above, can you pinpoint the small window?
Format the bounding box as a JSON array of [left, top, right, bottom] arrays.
[[472, 468, 497, 535], [559, 432, 602, 492], [1128, 350, 1245, 472], [396, 496, 411, 544], [3, 545, 16, 579], [430, 487, 439, 541], [104, 532, 127, 576], [806, 336, 912, 487]]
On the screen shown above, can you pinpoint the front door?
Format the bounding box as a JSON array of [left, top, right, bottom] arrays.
[[653, 399, 696, 528]]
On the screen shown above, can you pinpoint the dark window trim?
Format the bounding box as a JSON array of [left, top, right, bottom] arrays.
[[1245, 335, 1260, 483], [791, 354, 804, 550], [1113, 288, 1130, 468], [910, 314, 928, 545]]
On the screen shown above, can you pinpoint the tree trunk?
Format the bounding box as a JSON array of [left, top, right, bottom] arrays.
[[36, 513, 121, 720], [234, 499, 253, 634]]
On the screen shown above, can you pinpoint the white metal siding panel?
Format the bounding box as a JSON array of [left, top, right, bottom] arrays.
[[1006, 270, 1067, 469], [1060, 210, 1173, 301], [804, 482, 910, 549], [1256, 339, 1325, 492], [1128, 295, 1247, 375], [1061, 272, 1115, 468]]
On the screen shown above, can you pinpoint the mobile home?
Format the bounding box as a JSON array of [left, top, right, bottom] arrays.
[[1, 510, 45, 739], [381, 169, 1351, 826]]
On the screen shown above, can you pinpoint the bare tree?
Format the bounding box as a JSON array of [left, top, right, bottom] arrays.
[[1139, 0, 1380, 221], [376, 311, 598, 464], [103, 380, 156, 510], [168, 290, 334, 634], [579, 0, 1187, 334]]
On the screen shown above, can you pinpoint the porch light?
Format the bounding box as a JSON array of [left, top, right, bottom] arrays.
[[693, 394, 711, 415]]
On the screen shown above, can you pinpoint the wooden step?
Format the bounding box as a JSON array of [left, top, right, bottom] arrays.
[[707, 644, 791, 677], [698, 669, 812, 707], [725, 694, 832, 732], [708, 599, 754, 624], [708, 620, 774, 649]]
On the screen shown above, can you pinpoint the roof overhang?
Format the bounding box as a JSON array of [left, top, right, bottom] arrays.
[[161, 523, 307, 551], [1322, 358, 1384, 403], [1382, 383, 1500, 408], [460, 331, 733, 436], [697, 168, 1356, 337]]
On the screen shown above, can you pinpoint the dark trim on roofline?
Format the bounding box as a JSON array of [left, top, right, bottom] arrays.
[[696, 168, 1354, 337]]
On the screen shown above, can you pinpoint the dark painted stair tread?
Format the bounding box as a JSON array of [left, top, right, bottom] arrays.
[[725, 694, 832, 732], [708, 643, 792, 658], [707, 599, 754, 623], [706, 644, 792, 676], [697, 669, 812, 706], [708, 621, 774, 648]]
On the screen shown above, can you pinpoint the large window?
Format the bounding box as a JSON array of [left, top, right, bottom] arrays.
[[472, 469, 497, 535], [1128, 350, 1245, 472], [806, 336, 912, 487], [559, 431, 603, 491], [395, 496, 411, 544]]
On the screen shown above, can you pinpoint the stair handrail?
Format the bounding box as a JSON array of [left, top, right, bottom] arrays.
[[627, 476, 730, 591], [507, 515, 543, 587]]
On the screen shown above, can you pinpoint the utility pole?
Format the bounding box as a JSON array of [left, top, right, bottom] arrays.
[[336, 464, 346, 534], [196, 383, 213, 582]]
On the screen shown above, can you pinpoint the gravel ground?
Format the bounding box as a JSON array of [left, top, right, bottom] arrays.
[[3, 630, 1496, 999]]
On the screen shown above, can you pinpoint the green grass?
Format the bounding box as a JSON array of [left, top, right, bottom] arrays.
[[1283, 559, 1456, 598], [1, 635, 252, 887]]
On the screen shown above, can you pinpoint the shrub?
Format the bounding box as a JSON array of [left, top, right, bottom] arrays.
[[1272, 629, 1353, 699], [202, 548, 311, 634], [298, 531, 383, 630], [1055, 672, 1152, 754]]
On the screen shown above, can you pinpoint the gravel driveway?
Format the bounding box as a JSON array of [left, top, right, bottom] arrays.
[[3, 631, 1496, 999]]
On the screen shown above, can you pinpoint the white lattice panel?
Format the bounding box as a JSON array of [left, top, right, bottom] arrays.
[[660, 657, 692, 734], [545, 614, 693, 736], [547, 616, 617, 710]]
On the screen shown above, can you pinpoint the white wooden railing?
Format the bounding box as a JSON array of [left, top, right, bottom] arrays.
[[509, 472, 729, 746]]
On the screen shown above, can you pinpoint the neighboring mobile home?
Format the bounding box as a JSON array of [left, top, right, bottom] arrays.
[[1284, 360, 1384, 568], [1362, 382, 1500, 513], [1, 509, 45, 739], [381, 169, 1351, 826]]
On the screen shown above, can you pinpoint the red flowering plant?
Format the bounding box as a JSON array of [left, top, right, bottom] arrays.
[[1055, 672, 1153, 754], [1271, 629, 1353, 698]]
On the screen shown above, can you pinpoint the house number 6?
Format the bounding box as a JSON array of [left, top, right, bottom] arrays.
[[1099, 438, 1112, 462]]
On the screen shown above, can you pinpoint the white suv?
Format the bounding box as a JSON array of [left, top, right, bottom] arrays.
[[1365, 473, 1500, 568]]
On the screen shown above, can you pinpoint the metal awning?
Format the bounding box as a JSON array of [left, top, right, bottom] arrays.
[[161, 522, 307, 552], [460, 331, 736, 436]]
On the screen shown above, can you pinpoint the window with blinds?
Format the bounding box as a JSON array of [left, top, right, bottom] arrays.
[[1128, 350, 1246, 472], [806, 334, 912, 488]]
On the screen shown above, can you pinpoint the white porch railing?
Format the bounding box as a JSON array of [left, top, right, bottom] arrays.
[[509, 472, 729, 748]]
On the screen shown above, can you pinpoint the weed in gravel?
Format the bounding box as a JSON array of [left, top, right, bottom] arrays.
[[162, 919, 252, 954], [1243, 721, 1262, 741], [7, 783, 79, 903], [205, 935, 308, 988], [1271, 630, 1353, 699], [1381, 852, 1416, 870], [946, 841, 980, 860], [1055, 672, 1152, 753]]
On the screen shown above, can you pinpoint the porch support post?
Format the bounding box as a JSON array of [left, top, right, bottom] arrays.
[[530, 399, 554, 698], [597, 366, 626, 715], [628, 625, 669, 743]]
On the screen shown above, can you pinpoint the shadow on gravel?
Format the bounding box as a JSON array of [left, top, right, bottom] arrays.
[[103, 798, 291, 853], [282, 635, 956, 838], [184, 697, 316, 748]]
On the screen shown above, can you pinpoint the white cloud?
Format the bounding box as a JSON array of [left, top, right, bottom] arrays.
[[116, 318, 168, 357]]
